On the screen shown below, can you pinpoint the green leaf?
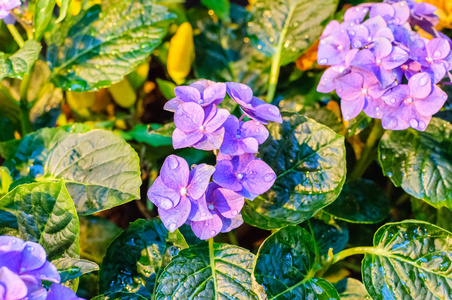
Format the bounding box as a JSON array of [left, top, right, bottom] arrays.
[[0, 180, 79, 261], [79, 216, 122, 264], [187, 5, 270, 95], [53, 258, 99, 282], [253, 225, 340, 299], [248, 0, 338, 65], [346, 112, 371, 137], [410, 197, 452, 232], [362, 220, 452, 299], [156, 242, 262, 299], [300, 106, 342, 133], [0, 167, 12, 195], [128, 124, 173, 147], [201, 0, 230, 22], [47, 0, 175, 91], [34, 0, 56, 41], [92, 292, 148, 300], [305, 218, 349, 255], [0, 40, 42, 80], [43, 129, 142, 214], [0, 124, 91, 180], [335, 278, 370, 300], [378, 118, 452, 209], [324, 179, 390, 224], [242, 113, 346, 230], [55, 0, 72, 23], [99, 219, 188, 297], [156, 78, 176, 100]]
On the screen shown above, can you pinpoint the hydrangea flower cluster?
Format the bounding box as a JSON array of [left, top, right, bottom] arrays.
[[148, 80, 282, 240], [317, 0, 451, 131], [0, 0, 20, 23], [0, 236, 84, 300]]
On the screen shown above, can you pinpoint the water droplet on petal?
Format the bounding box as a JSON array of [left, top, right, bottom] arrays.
[[267, 106, 280, 116], [208, 204, 214, 210], [264, 173, 276, 182], [390, 98, 396, 104], [210, 230, 216, 236], [418, 121, 426, 129], [168, 156, 179, 170], [159, 198, 174, 210], [434, 50, 441, 58], [27, 246, 34, 251], [232, 210, 238, 216], [199, 100, 204, 104], [204, 222, 209, 227], [319, 58, 328, 64], [409, 119, 419, 128], [168, 223, 177, 232], [419, 76, 429, 86], [349, 30, 355, 36], [237, 173, 244, 180]]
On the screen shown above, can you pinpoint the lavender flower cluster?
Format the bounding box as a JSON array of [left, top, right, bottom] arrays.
[[0, 0, 20, 23], [317, 0, 451, 131], [147, 80, 282, 240], [0, 236, 84, 300]]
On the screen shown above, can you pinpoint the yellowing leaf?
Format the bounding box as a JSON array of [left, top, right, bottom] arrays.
[[167, 22, 194, 84], [109, 79, 137, 108], [66, 91, 95, 117]]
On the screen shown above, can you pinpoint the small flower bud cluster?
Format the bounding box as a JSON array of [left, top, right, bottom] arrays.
[[147, 80, 282, 240], [317, 0, 451, 131]]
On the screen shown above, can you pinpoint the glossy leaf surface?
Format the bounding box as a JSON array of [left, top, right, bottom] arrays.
[[53, 258, 99, 282], [335, 278, 370, 300], [0, 40, 42, 80]]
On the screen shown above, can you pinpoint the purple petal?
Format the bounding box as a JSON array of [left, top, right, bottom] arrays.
[[212, 160, 242, 191], [47, 283, 84, 300], [392, 1, 410, 24], [242, 160, 276, 195], [408, 72, 432, 99], [189, 80, 212, 94], [344, 4, 370, 23], [212, 188, 244, 219], [317, 66, 343, 93], [414, 85, 447, 117], [369, 3, 395, 24], [163, 98, 183, 112], [188, 194, 213, 222], [372, 37, 392, 60], [159, 196, 191, 232], [348, 25, 370, 49], [226, 82, 253, 108], [188, 164, 215, 200], [335, 72, 364, 100], [363, 96, 385, 119], [160, 155, 189, 191], [148, 176, 180, 210], [203, 82, 226, 106], [242, 120, 269, 144], [20, 242, 46, 273], [422, 63, 447, 84], [321, 20, 340, 38], [235, 153, 257, 172], [174, 102, 204, 133], [381, 46, 409, 69], [341, 97, 365, 121], [237, 137, 259, 154], [192, 127, 224, 151], [205, 108, 229, 133], [0, 267, 27, 300], [24, 261, 60, 283], [220, 214, 243, 233], [174, 86, 201, 104], [364, 16, 387, 39], [382, 85, 410, 107], [317, 29, 350, 65], [0, 236, 25, 252], [191, 214, 223, 240], [220, 132, 241, 155], [244, 97, 282, 124], [172, 128, 204, 149], [427, 38, 451, 60]]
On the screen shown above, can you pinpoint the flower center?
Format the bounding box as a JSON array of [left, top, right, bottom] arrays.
[[180, 187, 188, 196], [208, 204, 214, 210], [237, 173, 243, 180], [404, 97, 413, 104], [198, 100, 204, 104], [199, 125, 205, 131], [426, 57, 434, 63], [401, 64, 408, 70], [362, 88, 368, 95], [376, 59, 382, 65]]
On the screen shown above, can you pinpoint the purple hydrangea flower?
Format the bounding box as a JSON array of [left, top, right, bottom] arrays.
[[369, 2, 409, 26], [147, 155, 215, 232], [411, 37, 451, 83], [317, 28, 351, 66], [0, 0, 20, 20], [164, 80, 226, 112], [381, 72, 447, 130], [0, 236, 60, 300], [172, 102, 229, 150], [46, 283, 84, 300], [220, 116, 269, 156], [190, 183, 244, 240], [225, 83, 282, 124], [213, 153, 276, 200]]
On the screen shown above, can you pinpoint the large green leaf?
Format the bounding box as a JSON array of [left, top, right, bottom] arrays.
[[99, 219, 188, 297], [305, 217, 348, 255], [378, 118, 452, 209], [242, 113, 346, 230], [156, 242, 262, 299], [362, 220, 452, 299], [34, 0, 56, 41], [47, 0, 175, 91], [335, 278, 370, 300], [201, 0, 230, 22], [43, 129, 142, 214], [324, 179, 390, 224], [0, 40, 42, 80], [253, 225, 340, 299], [92, 292, 148, 300], [248, 0, 338, 65], [411, 197, 452, 232], [187, 5, 270, 95], [53, 258, 99, 282], [0, 124, 91, 180], [0, 180, 79, 261]]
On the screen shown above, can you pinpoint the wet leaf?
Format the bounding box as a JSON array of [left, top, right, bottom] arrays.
[[201, 0, 230, 22], [410, 197, 452, 232], [156, 242, 261, 299], [128, 124, 173, 147], [92, 292, 148, 300], [378, 118, 452, 209], [99, 219, 188, 297], [346, 112, 371, 137], [335, 278, 370, 300], [53, 258, 99, 282], [0, 40, 42, 80], [253, 225, 340, 299], [47, 0, 175, 91], [0, 180, 79, 261], [362, 220, 452, 299], [324, 179, 390, 224], [305, 218, 349, 255], [242, 113, 346, 229], [248, 0, 339, 65]]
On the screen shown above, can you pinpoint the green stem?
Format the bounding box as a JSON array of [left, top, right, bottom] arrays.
[[208, 237, 218, 299], [331, 247, 376, 265], [18, 72, 33, 136], [6, 24, 24, 48], [348, 119, 385, 181]]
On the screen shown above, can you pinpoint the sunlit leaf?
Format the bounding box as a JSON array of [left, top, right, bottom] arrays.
[[0, 40, 41, 80], [53, 258, 99, 282]]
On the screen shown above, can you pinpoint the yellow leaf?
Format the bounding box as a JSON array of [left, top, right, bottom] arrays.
[[167, 22, 194, 85], [109, 79, 137, 108], [66, 91, 95, 117]]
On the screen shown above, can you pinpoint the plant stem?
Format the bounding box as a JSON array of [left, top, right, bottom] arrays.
[[7, 24, 24, 48], [208, 237, 218, 299], [18, 72, 33, 136], [266, 48, 282, 103], [331, 246, 376, 265], [348, 119, 385, 181]]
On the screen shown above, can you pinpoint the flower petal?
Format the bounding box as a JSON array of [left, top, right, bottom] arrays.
[[381, 46, 409, 69], [188, 164, 215, 200], [158, 196, 191, 232], [0, 266, 28, 300], [205, 108, 229, 133], [188, 194, 212, 222], [20, 242, 46, 272], [174, 86, 201, 104], [172, 128, 203, 149], [427, 38, 450, 60], [203, 82, 226, 106], [242, 159, 276, 195], [414, 85, 447, 117], [191, 213, 223, 240], [160, 155, 189, 190], [381, 85, 410, 107], [47, 283, 83, 300], [226, 82, 253, 108], [174, 102, 204, 132], [163, 98, 183, 112], [24, 260, 60, 283], [148, 176, 180, 209], [220, 214, 243, 233], [335, 72, 364, 100], [408, 72, 432, 99], [212, 188, 244, 219], [341, 96, 365, 121], [242, 120, 269, 144], [212, 160, 242, 191], [237, 137, 259, 154], [192, 127, 225, 151]]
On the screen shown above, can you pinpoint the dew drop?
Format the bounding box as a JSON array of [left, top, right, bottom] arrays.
[[235, 134, 241, 139], [199, 125, 206, 131], [255, 128, 260, 133], [264, 173, 276, 182], [210, 230, 216, 236], [237, 173, 244, 180], [381, 154, 386, 160], [167, 156, 179, 170], [204, 222, 209, 227], [387, 172, 393, 178], [180, 187, 188, 196], [208, 204, 215, 210], [319, 58, 328, 64], [27, 246, 34, 251], [409, 119, 419, 128], [349, 30, 355, 36], [267, 106, 279, 116], [434, 50, 441, 58], [419, 76, 429, 86], [159, 197, 173, 210], [390, 98, 396, 104], [232, 209, 238, 216], [418, 121, 426, 129], [168, 223, 177, 232], [199, 100, 204, 104]]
